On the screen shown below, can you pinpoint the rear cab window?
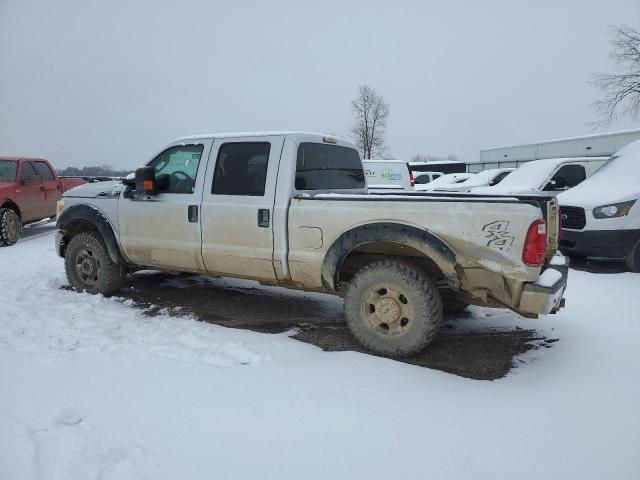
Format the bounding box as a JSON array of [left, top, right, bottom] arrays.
[[295, 143, 364, 191]]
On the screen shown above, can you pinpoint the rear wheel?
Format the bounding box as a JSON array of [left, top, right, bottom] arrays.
[[64, 231, 126, 295], [0, 208, 21, 247], [344, 260, 443, 357], [626, 239, 640, 273]]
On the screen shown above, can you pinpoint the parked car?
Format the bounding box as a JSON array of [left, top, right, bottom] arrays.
[[415, 172, 475, 191], [55, 131, 567, 357], [558, 140, 640, 272], [413, 171, 444, 187], [437, 168, 514, 193], [362, 160, 414, 192], [0, 157, 85, 246], [472, 157, 607, 196]]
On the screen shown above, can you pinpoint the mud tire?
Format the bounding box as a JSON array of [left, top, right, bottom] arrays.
[[0, 208, 21, 247], [65, 231, 126, 295], [344, 260, 443, 357]]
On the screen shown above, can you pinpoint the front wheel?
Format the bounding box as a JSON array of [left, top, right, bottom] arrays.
[[0, 208, 21, 247], [64, 231, 126, 295], [626, 239, 640, 273], [344, 260, 443, 357]]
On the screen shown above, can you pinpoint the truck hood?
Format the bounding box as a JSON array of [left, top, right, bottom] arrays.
[[62, 181, 123, 199]]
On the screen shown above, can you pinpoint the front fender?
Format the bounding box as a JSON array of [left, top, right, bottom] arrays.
[[56, 204, 122, 264]]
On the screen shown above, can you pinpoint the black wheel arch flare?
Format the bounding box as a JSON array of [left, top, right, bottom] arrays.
[[56, 204, 123, 264], [320, 222, 459, 292]]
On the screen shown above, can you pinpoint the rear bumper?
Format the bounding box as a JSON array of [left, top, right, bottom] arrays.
[[518, 254, 569, 316], [560, 228, 640, 259]]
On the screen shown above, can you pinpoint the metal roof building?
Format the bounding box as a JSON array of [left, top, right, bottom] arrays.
[[468, 128, 640, 173]]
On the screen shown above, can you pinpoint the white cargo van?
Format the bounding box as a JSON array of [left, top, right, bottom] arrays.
[[413, 171, 444, 187], [362, 160, 413, 192], [473, 157, 607, 196], [558, 140, 640, 272]]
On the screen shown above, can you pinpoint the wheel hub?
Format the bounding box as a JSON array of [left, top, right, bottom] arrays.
[[375, 297, 401, 323], [75, 248, 100, 286], [363, 284, 413, 336]]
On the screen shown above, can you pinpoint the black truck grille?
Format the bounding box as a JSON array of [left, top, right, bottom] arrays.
[[561, 206, 586, 230]]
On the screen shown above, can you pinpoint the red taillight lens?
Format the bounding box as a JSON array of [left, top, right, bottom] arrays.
[[409, 172, 415, 187], [523, 219, 547, 266]]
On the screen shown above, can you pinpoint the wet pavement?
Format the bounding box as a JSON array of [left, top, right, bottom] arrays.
[[120, 272, 556, 380]]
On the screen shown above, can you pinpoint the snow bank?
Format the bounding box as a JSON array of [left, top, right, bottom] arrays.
[[1, 229, 639, 479]]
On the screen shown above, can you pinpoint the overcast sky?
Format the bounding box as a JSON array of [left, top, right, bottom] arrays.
[[1, 0, 639, 170]]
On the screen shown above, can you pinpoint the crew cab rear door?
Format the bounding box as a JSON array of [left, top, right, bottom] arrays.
[[200, 135, 285, 281], [31, 160, 62, 218], [117, 139, 212, 271]]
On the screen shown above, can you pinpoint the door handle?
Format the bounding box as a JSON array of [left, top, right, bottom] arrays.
[[257, 209, 270, 227], [40, 186, 45, 192], [188, 205, 198, 223]]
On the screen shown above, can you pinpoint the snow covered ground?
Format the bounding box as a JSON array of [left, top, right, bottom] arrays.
[[1, 227, 639, 480]]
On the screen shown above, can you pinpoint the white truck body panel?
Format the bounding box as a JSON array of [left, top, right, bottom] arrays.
[[57, 131, 567, 319]]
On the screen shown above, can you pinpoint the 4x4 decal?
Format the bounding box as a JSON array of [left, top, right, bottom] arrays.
[[482, 220, 515, 252]]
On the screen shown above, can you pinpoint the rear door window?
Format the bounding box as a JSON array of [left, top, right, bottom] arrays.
[[295, 143, 364, 190], [212, 142, 271, 196], [20, 162, 39, 182], [32, 161, 56, 181]]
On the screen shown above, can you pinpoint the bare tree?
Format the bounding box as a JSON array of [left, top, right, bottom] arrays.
[[592, 24, 640, 126], [350, 85, 390, 159]]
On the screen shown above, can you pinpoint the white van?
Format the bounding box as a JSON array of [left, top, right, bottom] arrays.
[[363, 160, 413, 192], [472, 157, 608, 196], [413, 171, 444, 187], [557, 140, 640, 271]]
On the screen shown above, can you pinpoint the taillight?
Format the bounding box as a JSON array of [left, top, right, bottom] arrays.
[[409, 172, 415, 187], [523, 219, 547, 266]]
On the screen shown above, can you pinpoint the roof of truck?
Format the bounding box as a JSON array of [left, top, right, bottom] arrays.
[[0, 156, 48, 162], [174, 131, 349, 142]]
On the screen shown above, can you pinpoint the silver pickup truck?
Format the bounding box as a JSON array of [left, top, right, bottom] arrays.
[[56, 131, 568, 357]]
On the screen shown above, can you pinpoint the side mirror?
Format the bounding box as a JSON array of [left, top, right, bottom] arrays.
[[134, 166, 157, 195], [122, 172, 136, 188]]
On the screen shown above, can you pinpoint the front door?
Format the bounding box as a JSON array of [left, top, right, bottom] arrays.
[[200, 136, 284, 281], [117, 140, 212, 272]]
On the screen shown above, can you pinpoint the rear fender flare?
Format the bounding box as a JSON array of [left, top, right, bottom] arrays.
[[320, 223, 459, 291]]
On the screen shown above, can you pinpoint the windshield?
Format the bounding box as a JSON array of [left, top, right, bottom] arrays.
[[0, 160, 18, 181]]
